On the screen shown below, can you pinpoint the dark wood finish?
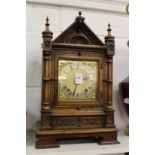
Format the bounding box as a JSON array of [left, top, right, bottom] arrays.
[[36, 12, 119, 148], [119, 77, 129, 115]]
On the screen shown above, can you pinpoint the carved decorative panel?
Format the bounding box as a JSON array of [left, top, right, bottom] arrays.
[[51, 116, 105, 129], [41, 114, 50, 128], [68, 35, 89, 44]]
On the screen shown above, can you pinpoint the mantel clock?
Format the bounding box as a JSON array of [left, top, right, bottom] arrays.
[[36, 12, 119, 148]]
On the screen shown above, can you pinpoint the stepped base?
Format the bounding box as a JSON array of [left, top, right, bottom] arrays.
[[36, 128, 119, 149]]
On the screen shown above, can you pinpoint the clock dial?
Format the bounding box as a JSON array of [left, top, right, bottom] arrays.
[[58, 60, 98, 101]]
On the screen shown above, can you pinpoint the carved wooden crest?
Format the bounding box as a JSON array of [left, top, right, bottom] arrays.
[[53, 12, 104, 45]]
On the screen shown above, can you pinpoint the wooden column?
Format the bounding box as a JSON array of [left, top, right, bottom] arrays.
[[107, 57, 113, 109], [104, 23, 115, 128], [40, 17, 53, 130], [41, 17, 53, 110]]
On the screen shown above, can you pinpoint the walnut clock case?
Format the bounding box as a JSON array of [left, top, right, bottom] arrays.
[[36, 12, 119, 149]]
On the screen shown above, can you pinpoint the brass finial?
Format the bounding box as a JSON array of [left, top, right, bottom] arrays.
[[45, 16, 50, 32], [107, 23, 112, 36]]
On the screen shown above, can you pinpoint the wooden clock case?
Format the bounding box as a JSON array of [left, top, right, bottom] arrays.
[[36, 12, 119, 149]]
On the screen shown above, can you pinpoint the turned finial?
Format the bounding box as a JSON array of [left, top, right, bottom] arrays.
[[75, 11, 85, 23], [46, 17, 49, 23], [79, 11, 82, 16], [107, 23, 112, 36], [45, 16, 50, 32]]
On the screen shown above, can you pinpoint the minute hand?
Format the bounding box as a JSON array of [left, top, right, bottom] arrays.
[[73, 84, 78, 96]]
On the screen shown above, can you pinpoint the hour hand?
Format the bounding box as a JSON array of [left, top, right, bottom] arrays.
[[83, 77, 89, 80]]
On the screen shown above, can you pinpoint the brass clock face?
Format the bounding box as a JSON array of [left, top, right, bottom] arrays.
[[58, 60, 98, 101]]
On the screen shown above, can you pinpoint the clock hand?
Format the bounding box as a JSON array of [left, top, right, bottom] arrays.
[[83, 77, 89, 80], [73, 84, 78, 96]]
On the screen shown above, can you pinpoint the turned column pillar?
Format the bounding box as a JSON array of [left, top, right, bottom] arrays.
[[40, 17, 53, 130], [41, 17, 53, 110], [104, 23, 115, 128]]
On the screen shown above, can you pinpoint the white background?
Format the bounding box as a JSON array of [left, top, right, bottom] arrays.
[[0, 0, 155, 155]]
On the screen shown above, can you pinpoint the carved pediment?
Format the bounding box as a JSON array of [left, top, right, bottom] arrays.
[[53, 12, 104, 45]]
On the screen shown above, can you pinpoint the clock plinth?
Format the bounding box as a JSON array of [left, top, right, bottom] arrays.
[[36, 127, 119, 148], [36, 12, 119, 149]]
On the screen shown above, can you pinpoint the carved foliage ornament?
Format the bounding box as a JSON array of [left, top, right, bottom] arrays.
[[52, 117, 104, 129], [69, 35, 89, 44]]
